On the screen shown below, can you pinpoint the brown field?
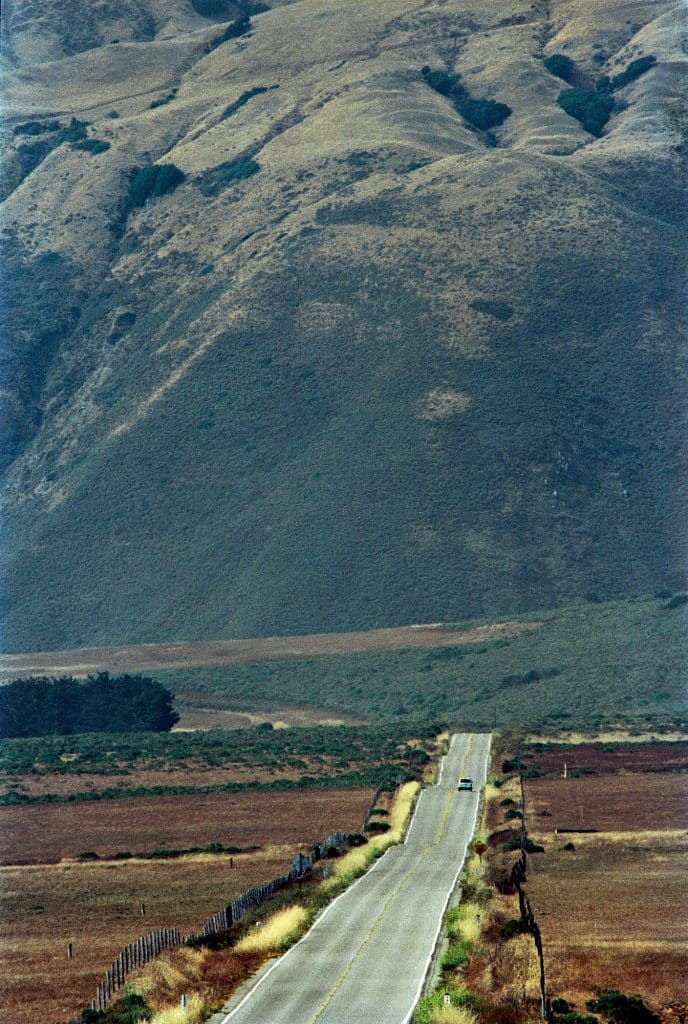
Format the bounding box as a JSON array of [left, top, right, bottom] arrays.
[[525, 773, 688, 832], [0, 787, 372, 864], [0, 763, 314, 800], [520, 764, 688, 1010], [0, 787, 372, 1023], [0, 619, 541, 681], [524, 741, 688, 777], [2, 851, 293, 1024]]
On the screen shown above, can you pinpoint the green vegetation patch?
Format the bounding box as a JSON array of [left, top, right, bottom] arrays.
[[196, 157, 260, 195], [587, 990, 659, 1024], [156, 598, 686, 731], [127, 163, 185, 210], [557, 84, 615, 137], [70, 138, 111, 155], [557, 54, 656, 135], [0, 673, 178, 739], [543, 54, 577, 84], [222, 84, 278, 119], [421, 65, 511, 131]]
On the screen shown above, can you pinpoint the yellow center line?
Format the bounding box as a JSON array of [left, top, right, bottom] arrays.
[[307, 734, 474, 1024]]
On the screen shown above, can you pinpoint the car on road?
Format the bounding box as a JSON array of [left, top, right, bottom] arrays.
[[457, 778, 473, 791]]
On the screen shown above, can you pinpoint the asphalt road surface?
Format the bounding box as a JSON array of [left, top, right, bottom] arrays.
[[221, 732, 491, 1024]]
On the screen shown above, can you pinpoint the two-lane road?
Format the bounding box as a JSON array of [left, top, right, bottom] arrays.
[[221, 732, 491, 1024]]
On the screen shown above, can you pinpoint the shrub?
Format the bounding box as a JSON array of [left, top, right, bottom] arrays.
[[196, 157, 260, 195], [127, 163, 185, 209], [365, 820, 391, 834], [543, 54, 577, 84], [441, 939, 472, 971], [455, 96, 511, 130], [13, 120, 61, 136], [557, 87, 615, 136], [552, 998, 571, 1014], [421, 65, 511, 131], [421, 65, 463, 99], [71, 138, 111, 154], [211, 15, 251, 48], [222, 84, 278, 119], [77, 851, 99, 860], [559, 1015, 598, 1024], [586, 990, 659, 1024], [504, 808, 523, 821], [501, 918, 528, 938], [611, 55, 656, 91]]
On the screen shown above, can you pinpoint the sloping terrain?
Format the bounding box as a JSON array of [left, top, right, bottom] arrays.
[[1, 0, 686, 651]]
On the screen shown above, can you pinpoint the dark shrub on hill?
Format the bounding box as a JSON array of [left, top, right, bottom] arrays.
[[71, 138, 111, 154], [543, 54, 577, 84], [127, 163, 185, 209], [211, 15, 251, 48], [421, 66, 511, 130], [455, 95, 512, 130], [611, 55, 656, 91], [557, 86, 615, 136], [0, 672, 178, 737]]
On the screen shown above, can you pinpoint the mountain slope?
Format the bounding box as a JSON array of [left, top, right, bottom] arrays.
[[1, 0, 686, 651]]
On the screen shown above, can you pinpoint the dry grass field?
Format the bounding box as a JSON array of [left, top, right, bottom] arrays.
[[0, 786, 372, 864], [520, 752, 688, 1011], [0, 786, 371, 1023]]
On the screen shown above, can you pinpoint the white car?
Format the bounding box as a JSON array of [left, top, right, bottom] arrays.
[[457, 778, 473, 792]]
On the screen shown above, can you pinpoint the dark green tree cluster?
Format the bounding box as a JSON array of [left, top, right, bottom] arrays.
[[421, 65, 512, 131], [555, 54, 656, 136], [0, 673, 179, 738], [543, 53, 577, 84], [127, 163, 185, 209]]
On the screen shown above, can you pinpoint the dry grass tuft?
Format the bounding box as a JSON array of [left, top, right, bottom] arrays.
[[235, 904, 307, 952], [326, 780, 419, 885], [433, 1006, 478, 1024], [150, 993, 204, 1024]]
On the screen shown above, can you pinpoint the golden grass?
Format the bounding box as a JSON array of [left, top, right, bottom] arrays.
[[447, 902, 485, 944], [133, 948, 206, 1003], [433, 1006, 478, 1024], [234, 905, 307, 953], [150, 993, 204, 1024], [325, 780, 420, 885]]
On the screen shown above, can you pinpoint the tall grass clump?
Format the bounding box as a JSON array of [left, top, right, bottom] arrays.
[[149, 994, 204, 1024], [235, 904, 308, 952], [324, 780, 419, 888], [414, 988, 478, 1024]]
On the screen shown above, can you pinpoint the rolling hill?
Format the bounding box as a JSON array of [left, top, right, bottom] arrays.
[[1, 0, 686, 652]]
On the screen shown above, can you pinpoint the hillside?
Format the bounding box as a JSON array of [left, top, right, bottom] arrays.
[[1, 0, 686, 651]]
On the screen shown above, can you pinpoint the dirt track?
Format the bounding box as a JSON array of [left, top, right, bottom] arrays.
[[0, 620, 541, 682]]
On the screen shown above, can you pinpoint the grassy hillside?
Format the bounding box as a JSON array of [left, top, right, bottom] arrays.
[[1, 0, 686, 650], [161, 596, 687, 729]]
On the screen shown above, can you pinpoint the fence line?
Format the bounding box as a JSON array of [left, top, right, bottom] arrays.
[[90, 831, 350, 1012], [511, 775, 551, 1022]]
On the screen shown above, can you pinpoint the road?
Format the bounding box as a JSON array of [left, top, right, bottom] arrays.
[[221, 732, 491, 1024]]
